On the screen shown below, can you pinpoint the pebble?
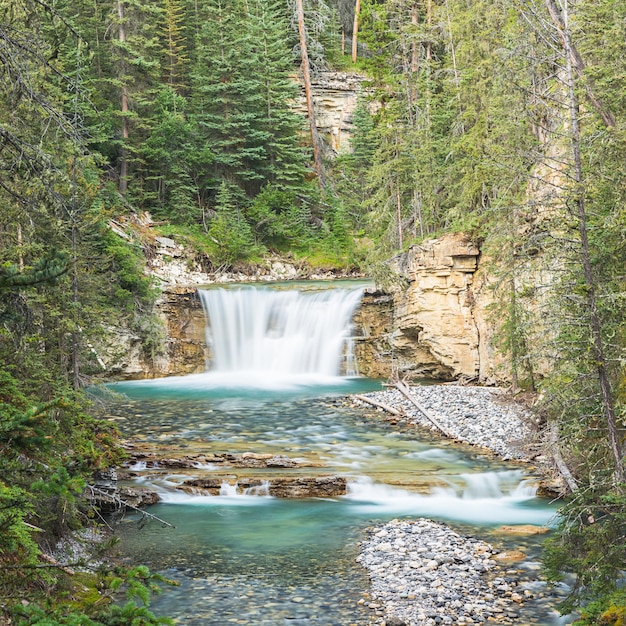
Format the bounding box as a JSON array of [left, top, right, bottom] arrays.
[[357, 519, 506, 625]]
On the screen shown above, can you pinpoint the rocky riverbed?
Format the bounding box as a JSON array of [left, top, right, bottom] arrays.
[[352, 385, 571, 626]]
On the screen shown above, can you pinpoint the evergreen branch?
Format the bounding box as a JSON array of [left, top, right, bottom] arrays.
[[0, 253, 70, 292]]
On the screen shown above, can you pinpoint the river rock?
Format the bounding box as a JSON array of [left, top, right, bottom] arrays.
[[358, 519, 502, 626], [125, 452, 310, 470], [353, 384, 535, 461]]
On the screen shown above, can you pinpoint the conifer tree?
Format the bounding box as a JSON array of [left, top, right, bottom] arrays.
[[110, 0, 163, 193], [160, 0, 188, 92]]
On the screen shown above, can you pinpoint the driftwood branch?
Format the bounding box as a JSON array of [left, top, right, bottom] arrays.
[[394, 381, 454, 438], [87, 485, 175, 528], [354, 394, 406, 417]]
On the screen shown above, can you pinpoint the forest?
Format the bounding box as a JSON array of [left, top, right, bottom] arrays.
[[1, 0, 625, 623]]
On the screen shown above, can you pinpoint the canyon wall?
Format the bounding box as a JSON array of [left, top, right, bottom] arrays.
[[385, 233, 504, 383], [99, 233, 506, 384], [295, 71, 368, 156], [98, 289, 207, 380]]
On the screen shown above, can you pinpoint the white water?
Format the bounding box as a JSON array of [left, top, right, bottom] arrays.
[[198, 286, 363, 377], [140, 468, 554, 527], [344, 473, 553, 526]]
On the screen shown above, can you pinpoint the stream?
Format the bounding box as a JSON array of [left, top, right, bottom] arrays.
[[103, 283, 570, 625]]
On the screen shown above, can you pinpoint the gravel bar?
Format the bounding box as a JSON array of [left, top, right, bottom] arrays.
[[358, 519, 537, 626], [354, 384, 534, 460]]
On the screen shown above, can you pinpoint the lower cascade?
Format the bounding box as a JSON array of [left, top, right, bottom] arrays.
[[197, 284, 363, 377]]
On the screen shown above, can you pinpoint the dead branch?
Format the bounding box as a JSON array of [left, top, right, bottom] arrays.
[[87, 485, 175, 528], [547, 422, 578, 493]]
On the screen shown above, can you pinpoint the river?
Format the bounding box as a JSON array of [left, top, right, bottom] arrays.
[[103, 283, 570, 625]]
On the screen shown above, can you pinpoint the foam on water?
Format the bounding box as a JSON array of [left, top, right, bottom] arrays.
[[108, 370, 379, 402], [434, 469, 533, 499], [407, 448, 464, 463], [144, 470, 554, 526]]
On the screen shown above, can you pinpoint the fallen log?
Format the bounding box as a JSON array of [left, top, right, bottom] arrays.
[[547, 422, 578, 494], [394, 381, 453, 438], [354, 394, 406, 417]]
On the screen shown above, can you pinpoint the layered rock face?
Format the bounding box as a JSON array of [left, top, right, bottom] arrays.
[[295, 71, 368, 155], [352, 290, 394, 379], [387, 233, 503, 383], [98, 289, 208, 380]]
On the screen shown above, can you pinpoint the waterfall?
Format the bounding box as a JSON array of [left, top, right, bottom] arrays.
[[198, 285, 363, 377]]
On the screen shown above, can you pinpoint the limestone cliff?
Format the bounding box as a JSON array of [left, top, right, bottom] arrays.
[[295, 71, 368, 156], [353, 291, 394, 379], [385, 233, 505, 383], [98, 289, 208, 380]]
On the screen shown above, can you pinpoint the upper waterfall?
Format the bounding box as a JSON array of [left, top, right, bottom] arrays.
[[198, 285, 364, 377]]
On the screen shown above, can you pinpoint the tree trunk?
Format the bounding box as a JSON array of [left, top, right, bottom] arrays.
[[295, 0, 325, 188], [444, 0, 462, 127], [396, 184, 403, 249], [509, 278, 519, 393], [410, 5, 419, 73], [17, 223, 24, 270], [351, 0, 361, 63], [426, 0, 432, 62], [544, 0, 615, 128], [118, 0, 129, 194], [558, 0, 624, 486]]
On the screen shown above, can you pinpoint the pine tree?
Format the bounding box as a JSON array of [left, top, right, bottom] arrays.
[[246, 0, 309, 193], [190, 0, 262, 199], [109, 0, 163, 194]]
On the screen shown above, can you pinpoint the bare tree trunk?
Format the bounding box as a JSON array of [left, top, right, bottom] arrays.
[[408, 3, 419, 109], [557, 0, 624, 486], [351, 0, 361, 63], [410, 4, 419, 73], [71, 42, 82, 390], [509, 277, 519, 393], [426, 0, 432, 62], [296, 0, 325, 188], [414, 188, 423, 239], [544, 0, 615, 128], [118, 0, 129, 194], [444, 0, 462, 127], [17, 223, 24, 270], [548, 423, 579, 494]]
